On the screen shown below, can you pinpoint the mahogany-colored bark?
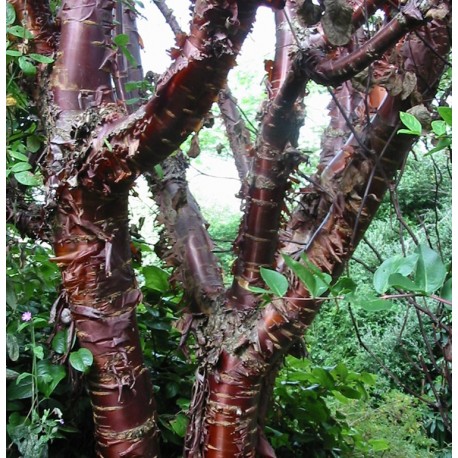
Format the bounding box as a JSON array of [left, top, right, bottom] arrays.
[[8, 0, 451, 457]]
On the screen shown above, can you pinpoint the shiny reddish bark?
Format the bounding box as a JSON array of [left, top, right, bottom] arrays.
[[9, 0, 451, 457]]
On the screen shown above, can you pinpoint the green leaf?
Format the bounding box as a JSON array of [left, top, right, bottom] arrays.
[[37, 360, 66, 398], [399, 112, 422, 135], [7, 334, 19, 362], [28, 53, 54, 64], [425, 136, 451, 156], [6, 3, 16, 25], [414, 244, 447, 294], [7, 25, 34, 39], [113, 33, 130, 47], [142, 265, 169, 293], [6, 50, 22, 57], [14, 170, 41, 186], [440, 278, 452, 304], [18, 56, 36, 76], [387, 273, 423, 292], [260, 267, 288, 297], [7, 374, 33, 400], [6, 279, 17, 310], [283, 254, 317, 296], [431, 120, 447, 137], [331, 277, 357, 295], [169, 413, 189, 437], [33, 345, 44, 360], [373, 254, 418, 294], [331, 390, 350, 404], [26, 135, 42, 152], [8, 149, 29, 161], [437, 106, 452, 126], [357, 296, 393, 312], [337, 385, 362, 399], [368, 438, 390, 452], [69, 348, 93, 373], [10, 162, 32, 173], [51, 330, 68, 355], [246, 285, 270, 294], [360, 372, 377, 386]]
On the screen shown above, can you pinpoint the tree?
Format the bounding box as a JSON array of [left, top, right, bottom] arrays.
[[6, 0, 451, 456]]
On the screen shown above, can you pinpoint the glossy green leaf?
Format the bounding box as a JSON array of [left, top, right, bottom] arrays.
[[431, 120, 447, 137], [260, 267, 288, 297], [33, 345, 44, 360], [142, 265, 169, 293], [414, 244, 447, 294], [69, 348, 93, 373], [26, 134, 42, 152], [357, 296, 393, 312], [28, 53, 54, 64], [438, 106, 452, 126], [8, 149, 29, 161], [51, 330, 68, 355], [387, 273, 423, 292], [7, 374, 33, 400], [440, 278, 452, 304], [13, 171, 41, 186], [399, 112, 422, 135], [113, 33, 130, 46], [373, 254, 418, 294], [37, 360, 66, 398], [170, 413, 189, 437], [11, 162, 32, 173], [7, 334, 19, 362], [6, 3, 16, 25], [18, 56, 36, 76], [368, 438, 390, 452], [7, 25, 34, 39]]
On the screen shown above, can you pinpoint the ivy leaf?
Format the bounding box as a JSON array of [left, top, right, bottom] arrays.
[[69, 348, 93, 373], [414, 244, 447, 294], [260, 267, 288, 297]]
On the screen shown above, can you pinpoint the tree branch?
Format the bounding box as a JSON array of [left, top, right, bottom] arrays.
[[146, 153, 225, 314]]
